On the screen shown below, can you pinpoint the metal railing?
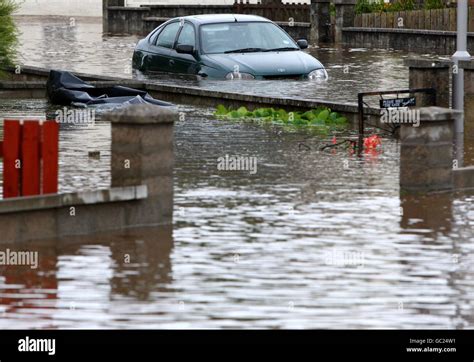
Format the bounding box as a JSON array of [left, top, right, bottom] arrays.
[[357, 88, 437, 136]]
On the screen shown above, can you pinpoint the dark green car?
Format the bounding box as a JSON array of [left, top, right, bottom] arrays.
[[132, 14, 328, 80]]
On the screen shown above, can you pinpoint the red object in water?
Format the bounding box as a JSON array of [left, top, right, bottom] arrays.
[[332, 136, 337, 144], [22, 121, 41, 196], [1, 119, 59, 198], [363, 135, 381, 149], [2, 121, 22, 198], [42, 121, 60, 194]]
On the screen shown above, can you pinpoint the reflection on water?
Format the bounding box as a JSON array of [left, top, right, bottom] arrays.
[[16, 16, 137, 79], [0, 16, 473, 329], [1, 104, 473, 329], [0, 227, 173, 329]]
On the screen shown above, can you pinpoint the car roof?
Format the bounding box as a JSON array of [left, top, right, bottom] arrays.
[[179, 14, 271, 25]]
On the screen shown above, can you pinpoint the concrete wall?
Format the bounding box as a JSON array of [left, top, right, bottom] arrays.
[[342, 27, 474, 55], [400, 107, 456, 192], [399, 106, 474, 192], [0, 87, 176, 242], [104, 0, 312, 33], [148, 2, 311, 22], [141, 17, 309, 40], [105, 4, 310, 38]]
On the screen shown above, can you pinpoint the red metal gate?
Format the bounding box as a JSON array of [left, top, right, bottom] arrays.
[[0, 119, 59, 198]]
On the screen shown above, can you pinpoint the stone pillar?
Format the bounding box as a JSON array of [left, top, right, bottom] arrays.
[[103, 0, 109, 34], [400, 107, 461, 193], [460, 60, 474, 164], [310, 0, 331, 45], [104, 104, 177, 226], [404, 59, 450, 108], [334, 0, 356, 44], [103, 0, 125, 34]]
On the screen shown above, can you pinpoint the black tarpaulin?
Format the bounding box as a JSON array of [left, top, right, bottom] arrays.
[[46, 70, 174, 108]]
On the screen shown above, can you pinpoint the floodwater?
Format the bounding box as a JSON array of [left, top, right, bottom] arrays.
[[13, 16, 450, 103], [0, 99, 111, 197], [0, 16, 473, 329]]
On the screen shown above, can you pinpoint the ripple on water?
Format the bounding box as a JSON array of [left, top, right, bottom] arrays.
[[0, 17, 473, 329]]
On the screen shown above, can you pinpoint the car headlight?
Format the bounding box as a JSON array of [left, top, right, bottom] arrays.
[[225, 72, 255, 80], [308, 68, 328, 80]]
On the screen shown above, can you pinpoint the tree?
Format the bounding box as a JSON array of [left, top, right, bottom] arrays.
[[0, 0, 19, 76]]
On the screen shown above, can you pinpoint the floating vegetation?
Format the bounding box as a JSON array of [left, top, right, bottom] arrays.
[[214, 105, 348, 133]]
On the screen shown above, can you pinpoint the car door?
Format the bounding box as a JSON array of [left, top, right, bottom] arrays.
[[147, 21, 181, 72], [170, 22, 199, 75]]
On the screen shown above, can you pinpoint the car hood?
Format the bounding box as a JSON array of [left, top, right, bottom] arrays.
[[202, 51, 324, 76]]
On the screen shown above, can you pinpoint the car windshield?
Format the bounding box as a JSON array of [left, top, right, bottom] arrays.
[[200, 22, 298, 54]]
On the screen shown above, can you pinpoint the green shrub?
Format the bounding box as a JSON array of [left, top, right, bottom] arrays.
[[0, 0, 19, 75], [424, 0, 444, 9], [371, 0, 388, 12], [390, 0, 416, 11], [355, 0, 418, 14], [355, 0, 377, 14]]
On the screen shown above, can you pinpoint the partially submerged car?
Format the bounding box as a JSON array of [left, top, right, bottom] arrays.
[[132, 14, 328, 80]]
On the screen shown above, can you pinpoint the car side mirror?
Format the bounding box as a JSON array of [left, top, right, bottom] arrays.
[[176, 44, 195, 55], [297, 39, 308, 50]]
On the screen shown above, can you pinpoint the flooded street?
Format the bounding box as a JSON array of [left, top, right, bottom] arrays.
[[0, 16, 473, 329], [13, 16, 448, 102]]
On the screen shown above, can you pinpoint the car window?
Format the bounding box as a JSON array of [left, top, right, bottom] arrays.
[[200, 22, 297, 54], [156, 22, 180, 49], [176, 23, 196, 48], [149, 26, 162, 44]]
